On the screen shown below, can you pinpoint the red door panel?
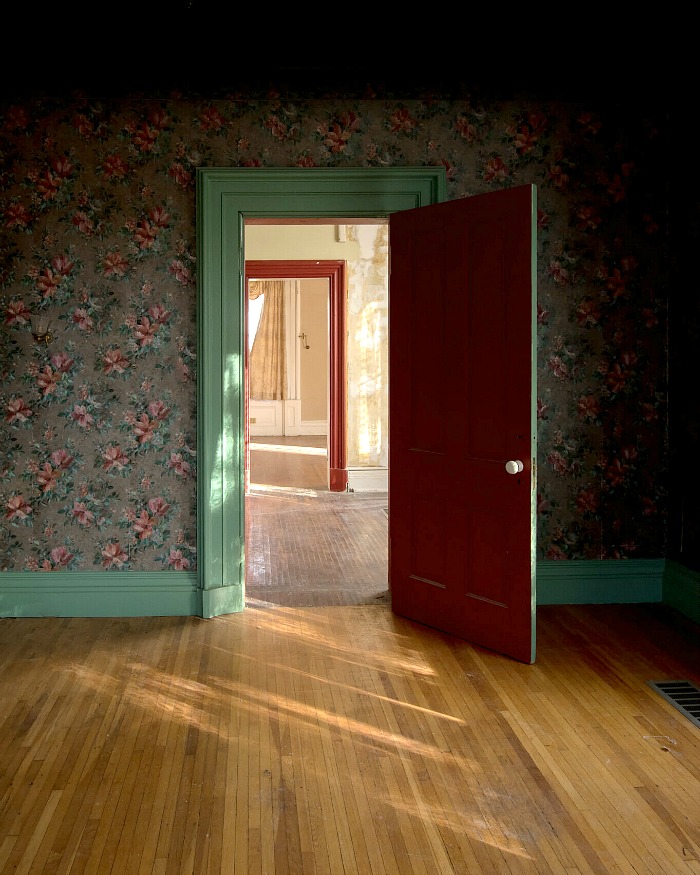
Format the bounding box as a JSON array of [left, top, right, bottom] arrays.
[[389, 185, 536, 664]]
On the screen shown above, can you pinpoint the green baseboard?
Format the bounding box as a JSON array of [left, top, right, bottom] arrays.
[[0, 571, 199, 617], [662, 560, 700, 625], [536, 559, 665, 605], [0, 560, 697, 625]]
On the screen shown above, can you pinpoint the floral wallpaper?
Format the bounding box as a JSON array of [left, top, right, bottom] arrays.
[[0, 83, 671, 573]]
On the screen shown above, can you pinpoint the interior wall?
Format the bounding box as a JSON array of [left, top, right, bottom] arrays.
[[0, 86, 673, 574]]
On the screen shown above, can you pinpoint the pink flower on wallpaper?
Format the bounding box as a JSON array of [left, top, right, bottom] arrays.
[[199, 106, 226, 132], [576, 298, 600, 326], [577, 395, 601, 421], [4, 299, 31, 326], [454, 116, 478, 143], [72, 112, 104, 138], [536, 399, 549, 420], [71, 307, 94, 331], [51, 351, 75, 373], [50, 449, 74, 469], [103, 348, 130, 374], [103, 445, 130, 470], [546, 450, 569, 475], [607, 173, 626, 203], [605, 268, 627, 298], [134, 316, 158, 347], [71, 405, 94, 429], [264, 115, 293, 140], [50, 546, 74, 567], [295, 154, 315, 168], [52, 156, 74, 179], [48, 254, 73, 275], [576, 206, 602, 231], [168, 259, 191, 285], [320, 124, 351, 154], [129, 122, 160, 153], [71, 501, 95, 526], [148, 400, 170, 421], [167, 548, 190, 570], [575, 488, 598, 514], [102, 251, 129, 277], [548, 355, 571, 380], [71, 212, 95, 236], [642, 308, 659, 328], [134, 220, 159, 250], [605, 457, 628, 487], [133, 414, 157, 444], [168, 163, 192, 188], [36, 365, 63, 397], [641, 402, 659, 423], [605, 364, 628, 394], [148, 303, 170, 324], [102, 542, 128, 568], [389, 108, 418, 134], [34, 169, 62, 201], [482, 156, 509, 183], [36, 462, 62, 493], [548, 260, 570, 284], [133, 510, 155, 540], [547, 165, 570, 190], [5, 397, 33, 423], [148, 497, 170, 517], [167, 452, 191, 477], [101, 154, 130, 180], [512, 125, 539, 155], [4, 202, 32, 230], [146, 208, 172, 234], [5, 494, 32, 520], [35, 268, 62, 300]]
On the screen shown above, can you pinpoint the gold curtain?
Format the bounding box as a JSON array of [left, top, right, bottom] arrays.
[[249, 280, 287, 400]]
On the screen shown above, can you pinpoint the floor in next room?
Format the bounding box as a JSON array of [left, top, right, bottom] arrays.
[[245, 435, 389, 608]]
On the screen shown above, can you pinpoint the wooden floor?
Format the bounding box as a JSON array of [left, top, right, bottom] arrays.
[[0, 605, 698, 874], [1, 441, 699, 874], [246, 436, 389, 607]]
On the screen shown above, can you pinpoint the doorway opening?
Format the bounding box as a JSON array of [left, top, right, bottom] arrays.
[[243, 244, 389, 608]]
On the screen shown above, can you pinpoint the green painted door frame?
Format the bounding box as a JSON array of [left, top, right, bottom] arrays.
[[195, 167, 447, 617]]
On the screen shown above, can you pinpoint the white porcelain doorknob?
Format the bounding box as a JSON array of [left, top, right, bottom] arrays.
[[505, 460, 524, 474]]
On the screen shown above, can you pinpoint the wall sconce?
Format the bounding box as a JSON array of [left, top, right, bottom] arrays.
[[30, 314, 52, 345]]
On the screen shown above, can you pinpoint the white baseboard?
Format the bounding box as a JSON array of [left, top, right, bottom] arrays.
[[301, 420, 328, 435], [347, 467, 388, 492]]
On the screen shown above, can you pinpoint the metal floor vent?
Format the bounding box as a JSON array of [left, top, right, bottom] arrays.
[[647, 680, 700, 729]]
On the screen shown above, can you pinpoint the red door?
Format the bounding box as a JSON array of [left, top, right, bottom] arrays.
[[389, 185, 536, 664]]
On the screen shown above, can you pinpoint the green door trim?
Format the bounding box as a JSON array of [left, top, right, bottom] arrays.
[[195, 167, 447, 617]]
